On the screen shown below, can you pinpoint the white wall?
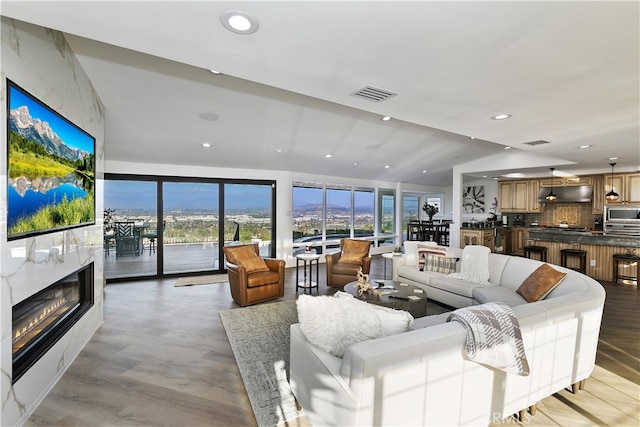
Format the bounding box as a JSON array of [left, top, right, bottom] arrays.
[[461, 177, 499, 221], [1, 18, 105, 426]]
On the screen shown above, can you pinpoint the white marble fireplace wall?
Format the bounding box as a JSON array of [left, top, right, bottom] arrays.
[[1, 18, 105, 426]]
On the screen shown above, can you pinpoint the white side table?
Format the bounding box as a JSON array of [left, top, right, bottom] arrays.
[[295, 252, 320, 294], [381, 252, 402, 279]]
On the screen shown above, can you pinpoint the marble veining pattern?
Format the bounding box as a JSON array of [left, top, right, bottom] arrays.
[[1, 17, 105, 426]]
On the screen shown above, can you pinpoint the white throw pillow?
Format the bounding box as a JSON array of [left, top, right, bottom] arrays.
[[403, 240, 437, 264], [296, 294, 384, 357], [460, 245, 491, 282], [334, 291, 414, 335]]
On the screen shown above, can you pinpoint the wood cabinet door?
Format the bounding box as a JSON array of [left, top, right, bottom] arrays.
[[483, 231, 495, 252], [511, 228, 529, 255], [564, 176, 593, 186], [625, 173, 640, 204], [513, 181, 529, 211], [460, 230, 481, 248], [540, 178, 564, 187], [499, 182, 514, 212], [528, 180, 542, 213], [592, 175, 604, 213]]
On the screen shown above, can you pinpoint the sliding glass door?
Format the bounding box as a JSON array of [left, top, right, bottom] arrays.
[[162, 182, 220, 274], [104, 179, 157, 279], [104, 174, 275, 280], [223, 183, 275, 260]]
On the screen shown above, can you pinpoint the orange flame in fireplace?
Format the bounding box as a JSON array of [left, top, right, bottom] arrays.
[[13, 297, 67, 345]]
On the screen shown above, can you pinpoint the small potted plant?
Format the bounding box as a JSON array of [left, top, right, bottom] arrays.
[[104, 208, 116, 233], [422, 202, 439, 222], [393, 246, 403, 256]]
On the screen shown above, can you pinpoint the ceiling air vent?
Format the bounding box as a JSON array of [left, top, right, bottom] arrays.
[[350, 86, 397, 102], [523, 140, 551, 146]]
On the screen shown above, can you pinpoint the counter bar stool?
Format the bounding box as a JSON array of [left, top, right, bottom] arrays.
[[524, 245, 547, 262], [561, 249, 587, 274], [612, 253, 640, 286]]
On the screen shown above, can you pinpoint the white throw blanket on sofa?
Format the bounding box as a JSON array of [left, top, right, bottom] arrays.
[[447, 302, 530, 376]]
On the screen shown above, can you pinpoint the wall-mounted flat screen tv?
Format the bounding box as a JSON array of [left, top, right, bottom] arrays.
[[7, 79, 95, 241]]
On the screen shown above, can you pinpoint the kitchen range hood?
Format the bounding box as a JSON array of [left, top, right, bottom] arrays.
[[537, 185, 593, 203]]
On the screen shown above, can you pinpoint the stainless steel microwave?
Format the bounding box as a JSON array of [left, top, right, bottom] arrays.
[[604, 205, 640, 223]]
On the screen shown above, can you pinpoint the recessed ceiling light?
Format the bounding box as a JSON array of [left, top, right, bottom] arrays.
[[422, 170, 428, 174], [275, 149, 282, 154], [202, 142, 212, 148], [382, 116, 391, 121], [504, 146, 512, 150], [209, 69, 221, 75], [324, 154, 333, 158], [491, 113, 512, 120], [220, 10, 259, 35], [354, 162, 358, 166], [470, 136, 476, 140], [609, 157, 618, 160], [384, 165, 390, 169], [199, 112, 219, 121], [482, 175, 487, 178], [578, 145, 592, 149]]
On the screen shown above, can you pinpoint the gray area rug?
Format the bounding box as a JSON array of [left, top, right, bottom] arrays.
[[220, 300, 303, 427], [174, 274, 228, 287], [219, 298, 452, 426]]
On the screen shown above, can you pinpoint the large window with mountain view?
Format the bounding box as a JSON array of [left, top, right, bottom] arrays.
[[378, 188, 396, 236], [326, 184, 352, 239], [104, 174, 275, 280], [402, 193, 420, 242], [292, 182, 395, 254], [292, 183, 323, 244], [354, 187, 374, 237]]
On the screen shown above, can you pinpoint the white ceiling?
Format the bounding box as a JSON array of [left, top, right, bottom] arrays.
[[3, 1, 639, 187]]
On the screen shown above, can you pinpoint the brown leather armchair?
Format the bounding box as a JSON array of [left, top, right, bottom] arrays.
[[223, 243, 285, 307], [325, 239, 372, 288]]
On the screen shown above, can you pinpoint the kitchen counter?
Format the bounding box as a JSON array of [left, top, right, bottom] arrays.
[[528, 229, 640, 247], [528, 229, 638, 281]]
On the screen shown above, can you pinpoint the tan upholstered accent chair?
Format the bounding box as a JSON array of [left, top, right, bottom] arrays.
[[325, 239, 372, 288], [223, 243, 285, 307]]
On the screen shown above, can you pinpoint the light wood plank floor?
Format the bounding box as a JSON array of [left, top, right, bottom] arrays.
[[25, 256, 639, 427]]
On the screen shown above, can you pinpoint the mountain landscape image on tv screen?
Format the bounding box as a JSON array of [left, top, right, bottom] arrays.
[[7, 80, 95, 240]]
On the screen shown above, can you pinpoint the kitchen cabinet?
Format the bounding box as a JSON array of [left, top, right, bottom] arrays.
[[592, 175, 604, 213], [460, 229, 495, 252], [540, 176, 593, 187], [510, 227, 530, 256], [483, 231, 495, 252], [605, 173, 640, 205], [528, 180, 543, 213], [494, 227, 510, 254], [499, 181, 529, 212]]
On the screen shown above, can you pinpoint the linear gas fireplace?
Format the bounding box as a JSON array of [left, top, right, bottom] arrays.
[[12, 263, 94, 383]]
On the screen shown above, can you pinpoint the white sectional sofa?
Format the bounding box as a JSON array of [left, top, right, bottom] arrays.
[[289, 241, 606, 426]]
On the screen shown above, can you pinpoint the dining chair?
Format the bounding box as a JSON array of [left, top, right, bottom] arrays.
[[114, 221, 139, 259], [407, 220, 422, 241]]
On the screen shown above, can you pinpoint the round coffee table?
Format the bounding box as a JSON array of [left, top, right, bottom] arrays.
[[343, 279, 428, 318]]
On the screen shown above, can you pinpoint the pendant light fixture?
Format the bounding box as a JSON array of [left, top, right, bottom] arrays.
[[605, 162, 619, 202], [545, 167, 557, 202]]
